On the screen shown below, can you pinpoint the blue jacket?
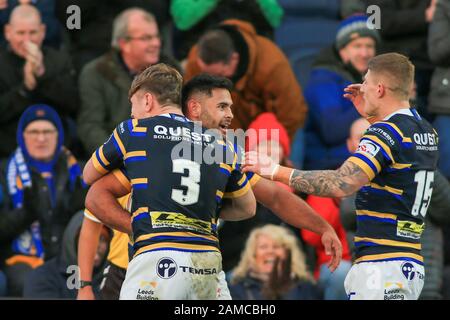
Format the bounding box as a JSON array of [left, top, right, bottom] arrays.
[[229, 275, 323, 300], [303, 47, 362, 170]]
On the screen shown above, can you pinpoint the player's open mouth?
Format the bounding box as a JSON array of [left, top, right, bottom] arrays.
[[219, 124, 229, 134]]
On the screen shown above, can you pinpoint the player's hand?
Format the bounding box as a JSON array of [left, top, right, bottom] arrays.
[[77, 286, 96, 300], [321, 229, 342, 273], [242, 151, 279, 179], [344, 83, 367, 115]]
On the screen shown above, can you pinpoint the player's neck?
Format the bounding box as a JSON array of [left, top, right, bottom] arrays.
[[159, 105, 184, 116], [374, 100, 410, 122]]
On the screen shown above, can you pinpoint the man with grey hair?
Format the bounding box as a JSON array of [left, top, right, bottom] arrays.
[[77, 7, 180, 155]]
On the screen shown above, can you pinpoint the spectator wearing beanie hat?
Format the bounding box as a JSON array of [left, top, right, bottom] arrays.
[[302, 14, 380, 170], [247, 112, 293, 193], [0, 104, 86, 297]]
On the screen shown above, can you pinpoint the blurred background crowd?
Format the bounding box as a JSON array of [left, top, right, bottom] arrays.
[[0, 0, 450, 300]]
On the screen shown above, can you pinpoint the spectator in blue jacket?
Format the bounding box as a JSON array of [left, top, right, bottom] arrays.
[[303, 14, 380, 170]]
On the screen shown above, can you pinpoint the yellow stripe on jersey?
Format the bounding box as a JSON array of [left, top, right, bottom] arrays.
[[132, 207, 149, 219], [378, 121, 413, 143], [112, 169, 131, 191], [133, 242, 220, 258], [353, 152, 382, 174], [354, 237, 421, 250], [131, 119, 147, 133], [356, 210, 397, 221], [237, 174, 247, 186], [131, 178, 148, 185], [216, 139, 227, 146], [216, 190, 224, 199], [224, 180, 251, 198], [135, 231, 219, 244], [348, 156, 376, 180], [355, 252, 423, 264], [369, 183, 403, 195], [113, 129, 126, 155], [220, 163, 232, 173], [98, 145, 110, 166], [91, 153, 108, 174], [364, 135, 394, 162], [248, 173, 261, 186], [124, 151, 147, 160], [390, 163, 412, 170]]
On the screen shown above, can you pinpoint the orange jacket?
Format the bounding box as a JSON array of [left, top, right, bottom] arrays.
[[184, 19, 308, 140]]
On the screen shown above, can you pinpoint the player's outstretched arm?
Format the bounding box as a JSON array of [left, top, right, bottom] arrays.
[[243, 152, 369, 198], [85, 172, 132, 234], [77, 216, 103, 300], [219, 188, 257, 221], [252, 178, 342, 271]]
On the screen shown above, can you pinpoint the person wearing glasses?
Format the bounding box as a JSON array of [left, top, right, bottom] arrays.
[[77, 7, 181, 155], [0, 104, 86, 297]]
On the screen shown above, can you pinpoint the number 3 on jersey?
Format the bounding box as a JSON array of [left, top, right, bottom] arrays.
[[171, 159, 200, 205], [412, 170, 434, 217]]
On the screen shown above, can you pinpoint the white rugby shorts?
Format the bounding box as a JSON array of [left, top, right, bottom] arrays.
[[344, 260, 424, 300], [119, 250, 230, 300]]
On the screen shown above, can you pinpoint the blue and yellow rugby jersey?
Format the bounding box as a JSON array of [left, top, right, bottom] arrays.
[[348, 108, 439, 265], [90, 113, 250, 258]]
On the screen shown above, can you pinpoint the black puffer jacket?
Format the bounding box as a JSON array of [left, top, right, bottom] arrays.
[[0, 47, 78, 158]]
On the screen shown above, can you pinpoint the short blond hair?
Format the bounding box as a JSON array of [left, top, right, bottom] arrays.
[[129, 63, 183, 107], [368, 53, 415, 100], [231, 224, 314, 284]]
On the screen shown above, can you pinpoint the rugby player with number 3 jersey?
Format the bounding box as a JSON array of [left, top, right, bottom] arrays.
[[83, 64, 256, 299]]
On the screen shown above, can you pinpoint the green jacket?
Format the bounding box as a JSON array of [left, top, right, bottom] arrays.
[[77, 50, 181, 155]]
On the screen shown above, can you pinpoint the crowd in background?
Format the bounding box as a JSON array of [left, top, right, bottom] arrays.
[[0, 0, 450, 300]]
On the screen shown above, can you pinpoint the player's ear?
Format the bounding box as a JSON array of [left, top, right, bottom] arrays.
[[144, 92, 153, 112], [377, 83, 385, 98], [187, 99, 200, 119]]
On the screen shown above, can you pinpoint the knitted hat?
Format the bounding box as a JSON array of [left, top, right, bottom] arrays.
[[247, 112, 290, 157], [335, 14, 380, 50], [19, 104, 62, 132], [17, 104, 64, 152]]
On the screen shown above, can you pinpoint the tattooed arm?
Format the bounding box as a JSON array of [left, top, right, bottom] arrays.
[[287, 160, 370, 197], [243, 152, 370, 198]]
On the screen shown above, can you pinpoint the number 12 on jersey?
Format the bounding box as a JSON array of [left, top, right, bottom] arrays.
[[412, 170, 434, 217]]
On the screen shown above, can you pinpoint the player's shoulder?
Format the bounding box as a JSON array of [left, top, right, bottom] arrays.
[[366, 110, 421, 147]]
